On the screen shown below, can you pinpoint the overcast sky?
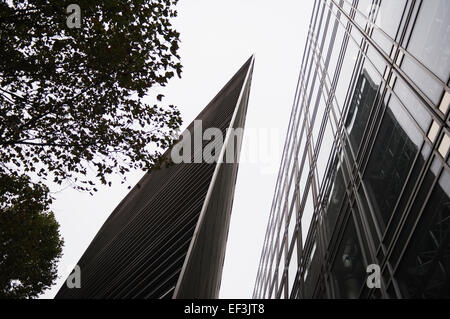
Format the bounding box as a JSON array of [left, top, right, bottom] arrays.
[[40, 0, 314, 299]]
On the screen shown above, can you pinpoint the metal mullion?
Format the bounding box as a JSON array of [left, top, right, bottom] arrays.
[[379, 141, 431, 250], [335, 0, 450, 118], [314, 1, 346, 130], [388, 149, 449, 275], [389, 162, 444, 278], [399, 0, 450, 96], [358, 84, 433, 185], [257, 29, 315, 291]]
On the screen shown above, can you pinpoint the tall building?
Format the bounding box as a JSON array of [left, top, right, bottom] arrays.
[[254, 0, 449, 299], [56, 56, 254, 299]]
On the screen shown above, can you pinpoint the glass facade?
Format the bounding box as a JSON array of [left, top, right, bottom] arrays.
[[254, 0, 449, 299]]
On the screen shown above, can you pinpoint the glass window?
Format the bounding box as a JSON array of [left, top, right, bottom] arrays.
[[375, 0, 407, 40], [293, 119, 306, 168], [407, 0, 450, 84], [327, 20, 346, 91], [345, 62, 381, 154], [401, 0, 450, 105], [285, 157, 295, 191], [331, 217, 366, 298], [355, 0, 372, 29], [268, 284, 274, 299], [366, 45, 387, 77], [342, 0, 353, 15], [395, 169, 450, 298], [363, 95, 423, 231], [393, 77, 432, 131], [317, 2, 332, 51], [304, 241, 317, 281], [317, 117, 335, 186], [287, 199, 296, 243], [322, 4, 339, 66], [350, 21, 364, 45], [312, 94, 328, 151], [288, 240, 298, 293], [311, 0, 324, 38], [357, 185, 381, 249], [276, 205, 286, 240], [301, 188, 314, 247], [297, 138, 308, 187], [334, 35, 359, 111], [370, 0, 406, 55], [358, 0, 373, 18], [288, 173, 296, 211], [279, 247, 286, 287], [308, 78, 321, 118], [384, 143, 432, 246], [401, 57, 444, 106], [371, 29, 392, 57], [323, 156, 346, 242]]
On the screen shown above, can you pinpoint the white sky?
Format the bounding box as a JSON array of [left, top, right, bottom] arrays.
[[40, 0, 314, 299]]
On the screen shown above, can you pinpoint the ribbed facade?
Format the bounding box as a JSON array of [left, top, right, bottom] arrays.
[[56, 56, 254, 299], [254, 0, 449, 299]]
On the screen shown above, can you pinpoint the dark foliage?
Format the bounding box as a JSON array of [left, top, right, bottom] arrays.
[[0, 173, 63, 298], [0, 0, 183, 191]]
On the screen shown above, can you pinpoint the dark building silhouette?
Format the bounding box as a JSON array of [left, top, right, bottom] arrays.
[[56, 56, 254, 299], [254, 0, 449, 299]]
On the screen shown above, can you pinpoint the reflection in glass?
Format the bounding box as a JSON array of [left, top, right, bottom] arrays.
[[396, 170, 450, 298], [375, 0, 406, 39], [401, 0, 450, 104], [303, 239, 320, 298], [393, 77, 432, 131], [322, 156, 346, 242], [301, 190, 314, 247], [331, 217, 366, 298], [384, 143, 432, 247], [288, 240, 298, 292], [357, 0, 373, 18], [334, 38, 359, 111], [407, 0, 450, 84], [346, 68, 380, 154], [363, 95, 423, 231], [370, 0, 406, 55]]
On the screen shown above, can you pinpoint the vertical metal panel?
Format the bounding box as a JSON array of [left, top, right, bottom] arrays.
[[55, 56, 254, 299]]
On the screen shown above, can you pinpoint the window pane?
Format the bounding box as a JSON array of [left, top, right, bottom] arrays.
[[396, 170, 450, 298], [288, 240, 298, 293], [363, 95, 423, 231], [357, 0, 373, 18], [393, 77, 432, 131], [317, 117, 335, 186], [366, 45, 387, 76], [323, 156, 346, 241], [301, 188, 314, 247], [355, 0, 372, 29], [287, 198, 296, 242], [407, 0, 450, 84], [375, 0, 406, 39], [327, 19, 346, 89], [312, 94, 328, 150], [303, 240, 319, 298], [334, 37, 359, 110], [331, 217, 366, 298], [346, 63, 381, 154]]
